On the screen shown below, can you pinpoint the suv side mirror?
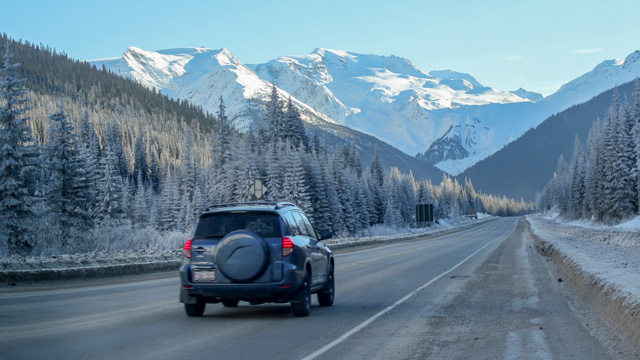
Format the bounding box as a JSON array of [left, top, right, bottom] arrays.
[[319, 229, 333, 240]]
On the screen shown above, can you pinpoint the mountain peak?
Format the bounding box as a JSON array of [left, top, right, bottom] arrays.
[[624, 50, 640, 67], [511, 88, 543, 102]]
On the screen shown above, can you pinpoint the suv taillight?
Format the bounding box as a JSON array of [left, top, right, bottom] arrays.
[[282, 237, 294, 257], [183, 238, 193, 258]]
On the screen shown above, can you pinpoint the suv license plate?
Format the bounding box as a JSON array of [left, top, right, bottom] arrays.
[[193, 270, 216, 282]]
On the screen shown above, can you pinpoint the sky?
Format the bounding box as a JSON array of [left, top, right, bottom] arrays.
[[3, 0, 640, 96]]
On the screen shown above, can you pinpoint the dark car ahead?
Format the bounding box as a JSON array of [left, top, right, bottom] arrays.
[[179, 202, 334, 317]]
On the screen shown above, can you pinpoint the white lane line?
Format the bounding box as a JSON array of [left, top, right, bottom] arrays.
[[301, 237, 501, 360]]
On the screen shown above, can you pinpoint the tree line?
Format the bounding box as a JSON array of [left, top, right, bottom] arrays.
[[0, 43, 532, 257], [537, 82, 640, 224]]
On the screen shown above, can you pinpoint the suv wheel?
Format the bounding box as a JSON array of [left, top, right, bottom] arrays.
[[216, 230, 269, 283], [291, 273, 311, 317], [318, 265, 335, 307], [185, 300, 206, 317]]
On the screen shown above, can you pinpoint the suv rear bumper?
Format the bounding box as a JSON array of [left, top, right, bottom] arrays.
[[179, 265, 304, 304]]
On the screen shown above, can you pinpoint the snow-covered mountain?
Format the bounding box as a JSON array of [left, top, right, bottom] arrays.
[[90, 47, 640, 176], [91, 47, 338, 132], [249, 49, 534, 161], [420, 50, 640, 174], [510, 88, 543, 102]]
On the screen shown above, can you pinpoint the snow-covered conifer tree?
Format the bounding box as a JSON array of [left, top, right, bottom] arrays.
[[569, 136, 586, 219], [369, 146, 385, 224], [264, 84, 285, 144], [133, 134, 148, 186], [284, 97, 308, 149], [95, 145, 127, 226], [44, 102, 94, 240], [584, 118, 602, 219], [0, 46, 41, 254]]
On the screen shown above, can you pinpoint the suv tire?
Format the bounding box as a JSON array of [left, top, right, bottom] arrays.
[[291, 273, 311, 317], [185, 300, 206, 317], [318, 265, 335, 307], [216, 230, 269, 282]]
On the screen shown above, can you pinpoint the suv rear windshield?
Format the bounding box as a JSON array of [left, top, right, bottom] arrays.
[[194, 212, 282, 239]]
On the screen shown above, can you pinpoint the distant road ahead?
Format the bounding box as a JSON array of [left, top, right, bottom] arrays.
[[0, 218, 611, 359]]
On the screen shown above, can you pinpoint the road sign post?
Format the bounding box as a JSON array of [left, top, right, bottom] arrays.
[[416, 203, 434, 228]]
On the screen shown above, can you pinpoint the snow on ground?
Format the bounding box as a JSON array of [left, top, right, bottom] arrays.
[[527, 214, 640, 299], [527, 213, 640, 349], [0, 249, 181, 271]]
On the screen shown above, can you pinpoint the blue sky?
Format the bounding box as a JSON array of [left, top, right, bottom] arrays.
[[4, 0, 640, 95]]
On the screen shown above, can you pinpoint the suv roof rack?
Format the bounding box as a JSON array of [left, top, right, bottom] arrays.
[[205, 201, 296, 211]]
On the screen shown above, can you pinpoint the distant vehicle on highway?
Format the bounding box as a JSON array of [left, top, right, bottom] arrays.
[[179, 202, 334, 317]]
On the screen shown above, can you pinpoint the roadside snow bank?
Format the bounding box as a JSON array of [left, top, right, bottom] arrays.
[[527, 215, 640, 350], [325, 216, 495, 250], [0, 249, 181, 283]]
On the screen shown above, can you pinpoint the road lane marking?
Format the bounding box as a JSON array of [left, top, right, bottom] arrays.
[[301, 236, 503, 360]]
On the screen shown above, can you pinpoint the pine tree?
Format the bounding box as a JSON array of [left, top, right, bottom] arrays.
[[569, 137, 586, 219], [159, 170, 181, 232], [264, 143, 283, 201], [132, 172, 149, 228], [105, 121, 129, 180], [181, 129, 197, 202], [284, 97, 308, 149], [554, 155, 570, 215], [265, 84, 285, 144], [584, 118, 602, 219], [633, 78, 640, 215], [95, 145, 127, 226], [212, 96, 233, 167], [369, 146, 385, 224], [0, 45, 41, 255], [44, 102, 94, 240], [133, 134, 148, 186]]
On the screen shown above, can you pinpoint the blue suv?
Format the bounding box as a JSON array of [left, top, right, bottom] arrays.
[[179, 202, 334, 317]]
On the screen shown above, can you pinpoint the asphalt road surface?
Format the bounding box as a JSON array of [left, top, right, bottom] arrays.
[[0, 217, 615, 359]]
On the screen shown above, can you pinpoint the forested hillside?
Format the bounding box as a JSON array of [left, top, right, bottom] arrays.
[[0, 36, 532, 257], [538, 82, 640, 224], [459, 79, 638, 202]]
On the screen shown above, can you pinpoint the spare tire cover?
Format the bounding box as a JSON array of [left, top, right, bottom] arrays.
[[215, 230, 270, 282]]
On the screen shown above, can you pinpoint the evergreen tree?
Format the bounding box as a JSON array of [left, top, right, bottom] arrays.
[[265, 84, 285, 144], [132, 172, 148, 228], [44, 102, 94, 240], [264, 143, 283, 201], [105, 121, 129, 180], [633, 78, 640, 214], [369, 146, 385, 224], [569, 137, 586, 220], [95, 145, 127, 226], [0, 45, 41, 255], [159, 170, 181, 232], [133, 134, 148, 186], [553, 155, 570, 215], [584, 118, 602, 219], [212, 96, 233, 167], [284, 97, 308, 148]]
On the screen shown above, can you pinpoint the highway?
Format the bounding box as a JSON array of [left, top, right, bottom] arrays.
[[0, 217, 612, 359]]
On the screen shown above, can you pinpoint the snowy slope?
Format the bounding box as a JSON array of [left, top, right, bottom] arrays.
[[249, 49, 532, 160], [90, 47, 337, 132], [429, 50, 640, 174]]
